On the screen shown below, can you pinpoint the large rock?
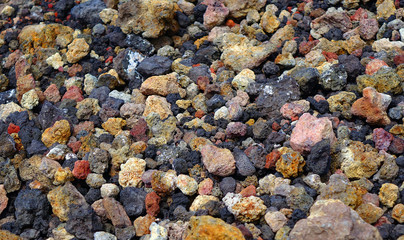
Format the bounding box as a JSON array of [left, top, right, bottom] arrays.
[[140, 73, 185, 97], [184, 216, 244, 240], [214, 33, 276, 72], [310, 8, 352, 39], [47, 182, 87, 222], [18, 24, 73, 53], [200, 145, 236, 176], [351, 87, 391, 125], [71, 0, 106, 25], [290, 113, 337, 155], [117, 0, 178, 38], [254, 76, 301, 118], [289, 199, 382, 240], [222, 0, 266, 18]]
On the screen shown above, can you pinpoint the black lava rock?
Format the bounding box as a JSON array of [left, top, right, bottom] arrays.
[[172, 158, 188, 174], [220, 177, 236, 195], [254, 76, 301, 118], [206, 94, 226, 112], [307, 97, 329, 114], [14, 189, 50, 233], [119, 187, 147, 218], [262, 61, 280, 76], [26, 140, 48, 156], [65, 204, 103, 240], [192, 46, 220, 65], [18, 126, 41, 149], [175, 11, 191, 28], [269, 195, 288, 210], [54, 0, 75, 18], [37, 101, 65, 130], [306, 140, 331, 175], [323, 27, 343, 40], [233, 148, 256, 176], [85, 188, 101, 205], [70, 0, 106, 26], [338, 55, 365, 80], [188, 65, 211, 83], [137, 55, 173, 78]]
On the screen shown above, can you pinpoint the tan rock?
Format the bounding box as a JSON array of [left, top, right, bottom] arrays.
[[140, 73, 184, 97], [379, 183, 398, 208], [392, 204, 404, 223], [289, 199, 382, 240], [200, 144, 236, 177], [118, 158, 146, 188], [117, 0, 178, 38], [47, 182, 87, 221], [143, 95, 173, 120], [41, 120, 71, 148], [265, 211, 288, 232], [66, 38, 90, 64]]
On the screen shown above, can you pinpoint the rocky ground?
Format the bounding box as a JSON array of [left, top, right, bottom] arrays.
[[0, 0, 403, 239]]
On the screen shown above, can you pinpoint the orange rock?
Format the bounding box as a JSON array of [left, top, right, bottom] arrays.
[[240, 185, 256, 197], [133, 214, 155, 237], [184, 216, 244, 240], [275, 147, 305, 178], [351, 87, 391, 125], [365, 59, 388, 75], [265, 150, 281, 169], [41, 120, 71, 147], [102, 118, 126, 136]]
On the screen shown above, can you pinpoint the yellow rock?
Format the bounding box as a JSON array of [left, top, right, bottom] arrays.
[[66, 38, 90, 63], [102, 118, 126, 136], [41, 120, 71, 147], [379, 183, 399, 208], [184, 216, 244, 240]]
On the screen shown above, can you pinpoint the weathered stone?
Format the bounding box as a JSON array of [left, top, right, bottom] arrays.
[[214, 33, 276, 72], [290, 113, 337, 154], [289, 199, 382, 240], [47, 182, 87, 221], [41, 120, 71, 148], [118, 158, 146, 188], [200, 144, 236, 177], [351, 87, 391, 126], [184, 216, 244, 240], [66, 38, 90, 64], [117, 0, 178, 38], [275, 147, 305, 178], [338, 141, 385, 179]]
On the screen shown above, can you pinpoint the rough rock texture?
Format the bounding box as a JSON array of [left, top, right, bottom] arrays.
[[290, 113, 337, 154], [184, 216, 245, 240], [289, 199, 382, 240], [351, 87, 391, 126], [214, 33, 276, 72], [200, 144, 236, 176], [117, 0, 178, 38]]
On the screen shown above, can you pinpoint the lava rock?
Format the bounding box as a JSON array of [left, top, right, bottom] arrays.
[[70, 0, 106, 25], [65, 204, 103, 240], [306, 140, 331, 175], [137, 55, 173, 78], [119, 187, 147, 218]]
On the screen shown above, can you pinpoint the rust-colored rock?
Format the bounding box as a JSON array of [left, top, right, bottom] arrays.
[[184, 215, 245, 240], [145, 191, 161, 217]]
